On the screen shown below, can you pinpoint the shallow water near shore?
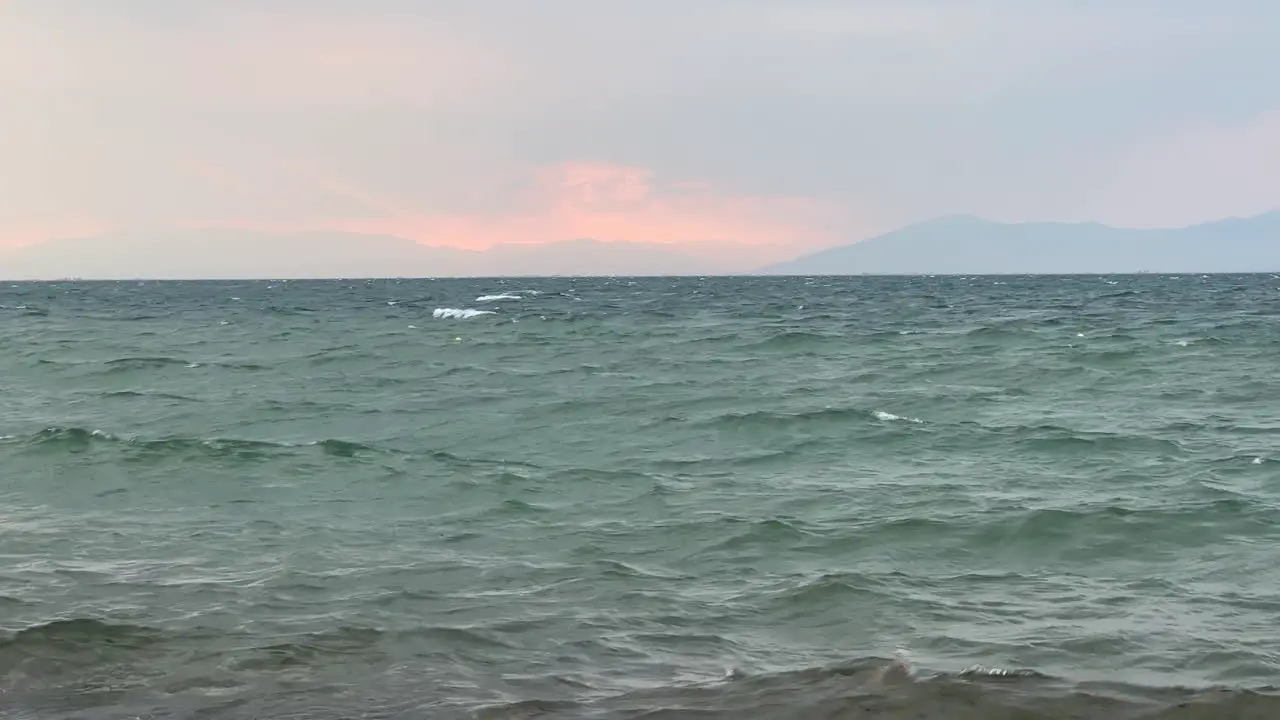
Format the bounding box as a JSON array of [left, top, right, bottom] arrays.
[[2, 274, 1279, 718]]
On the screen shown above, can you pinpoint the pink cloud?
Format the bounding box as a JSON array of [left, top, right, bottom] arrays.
[[278, 162, 860, 269], [0, 220, 108, 250], [0, 8, 884, 267]]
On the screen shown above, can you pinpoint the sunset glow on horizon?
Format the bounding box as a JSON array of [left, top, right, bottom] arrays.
[[0, 161, 867, 270], [291, 162, 858, 262]]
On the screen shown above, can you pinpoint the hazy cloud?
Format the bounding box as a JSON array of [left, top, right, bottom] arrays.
[[2, 0, 1278, 265]]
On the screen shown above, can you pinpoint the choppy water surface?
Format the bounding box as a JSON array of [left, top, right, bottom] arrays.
[[2, 275, 1279, 719]]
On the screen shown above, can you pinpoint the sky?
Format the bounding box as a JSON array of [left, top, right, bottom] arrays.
[[2, 1, 1279, 271]]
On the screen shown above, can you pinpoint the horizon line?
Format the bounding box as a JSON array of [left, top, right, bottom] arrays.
[[5, 271, 1280, 283]]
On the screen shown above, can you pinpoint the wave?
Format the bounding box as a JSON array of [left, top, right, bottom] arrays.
[[34, 357, 266, 372], [7, 427, 388, 462], [310, 438, 377, 457], [476, 294, 522, 302], [0, 618, 517, 678], [225, 626, 389, 672], [15, 426, 120, 447], [471, 655, 1280, 719], [0, 618, 167, 650], [102, 356, 193, 371], [1, 621, 1278, 717], [743, 331, 839, 351], [100, 390, 200, 402], [957, 422, 1185, 456], [685, 516, 821, 560], [434, 307, 496, 319], [665, 499, 1270, 573], [693, 407, 924, 431]]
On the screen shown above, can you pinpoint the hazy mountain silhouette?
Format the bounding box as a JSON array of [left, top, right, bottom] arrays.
[[6, 213, 1280, 279], [759, 212, 1280, 275], [0, 230, 722, 280]]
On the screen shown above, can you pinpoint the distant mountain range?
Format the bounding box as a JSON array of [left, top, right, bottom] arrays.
[[3, 212, 1279, 279], [0, 230, 723, 280], [759, 212, 1280, 275]]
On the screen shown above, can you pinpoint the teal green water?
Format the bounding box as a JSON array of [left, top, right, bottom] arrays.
[[2, 275, 1279, 719]]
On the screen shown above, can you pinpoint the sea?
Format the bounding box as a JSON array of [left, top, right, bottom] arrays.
[[1, 274, 1279, 719]]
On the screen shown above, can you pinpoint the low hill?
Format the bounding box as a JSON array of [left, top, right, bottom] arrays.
[[0, 230, 722, 279]]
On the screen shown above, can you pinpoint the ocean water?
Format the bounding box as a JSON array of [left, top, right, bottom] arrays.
[[2, 274, 1279, 719]]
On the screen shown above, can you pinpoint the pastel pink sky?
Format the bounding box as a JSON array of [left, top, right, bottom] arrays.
[[160, 161, 862, 269], [2, 1, 1279, 272]]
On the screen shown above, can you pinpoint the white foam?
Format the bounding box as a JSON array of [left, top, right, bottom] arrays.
[[866, 648, 916, 687], [960, 665, 1023, 677], [874, 410, 923, 424], [891, 648, 915, 675], [475, 294, 521, 303], [433, 308, 495, 319]]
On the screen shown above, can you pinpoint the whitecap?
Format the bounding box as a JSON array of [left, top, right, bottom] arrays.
[[958, 664, 1044, 679], [889, 648, 915, 677], [433, 308, 495, 320], [476, 294, 521, 303], [865, 648, 916, 687], [874, 410, 923, 424]]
